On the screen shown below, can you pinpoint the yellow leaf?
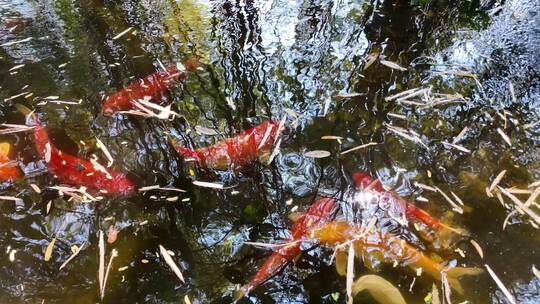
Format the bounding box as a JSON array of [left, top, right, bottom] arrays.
[[352, 274, 406, 304], [0, 142, 11, 156], [44, 237, 56, 262]]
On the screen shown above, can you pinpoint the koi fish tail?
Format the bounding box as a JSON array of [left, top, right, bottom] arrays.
[[445, 266, 483, 294], [14, 104, 50, 155], [168, 137, 199, 160]]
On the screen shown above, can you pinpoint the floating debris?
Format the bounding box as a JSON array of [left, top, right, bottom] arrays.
[[59, 242, 85, 270], [0, 37, 32, 47], [380, 60, 407, 71], [489, 170, 507, 194], [386, 124, 428, 149], [341, 142, 379, 155], [305, 150, 331, 158], [470, 240, 484, 259], [484, 264, 517, 304], [442, 141, 471, 153], [98, 231, 105, 299], [95, 138, 114, 168], [44, 237, 56, 262], [101, 249, 118, 299], [192, 181, 224, 189], [159, 245, 185, 283], [435, 187, 464, 214], [497, 128, 512, 146], [452, 127, 469, 144], [346, 244, 355, 304], [112, 27, 133, 40]]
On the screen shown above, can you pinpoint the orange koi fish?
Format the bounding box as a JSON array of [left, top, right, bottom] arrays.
[[311, 221, 482, 294], [0, 142, 20, 181], [102, 58, 199, 115], [352, 172, 464, 235], [235, 197, 337, 299], [172, 120, 281, 170], [17, 105, 134, 196]]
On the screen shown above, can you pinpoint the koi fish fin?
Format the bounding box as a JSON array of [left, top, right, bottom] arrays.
[[0, 143, 10, 156], [446, 266, 483, 294], [233, 288, 246, 301]]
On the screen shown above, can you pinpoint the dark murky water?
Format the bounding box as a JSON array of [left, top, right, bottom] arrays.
[[1, 0, 539, 303]]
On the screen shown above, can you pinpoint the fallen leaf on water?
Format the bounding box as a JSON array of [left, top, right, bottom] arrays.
[[159, 245, 185, 283], [44, 237, 56, 262], [352, 274, 406, 304], [305, 150, 331, 158]]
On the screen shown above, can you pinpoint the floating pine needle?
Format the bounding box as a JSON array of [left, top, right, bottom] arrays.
[[101, 249, 118, 299], [0, 195, 23, 204], [442, 141, 471, 153], [138, 185, 186, 193], [452, 127, 469, 144], [341, 142, 379, 155], [346, 244, 355, 304], [435, 187, 464, 214], [470, 240, 484, 259], [533, 266, 540, 281], [489, 170, 507, 194], [0, 124, 34, 134], [485, 264, 517, 304], [192, 181, 224, 189], [112, 27, 133, 40], [95, 137, 114, 167], [257, 123, 274, 150], [497, 128, 512, 146], [59, 242, 85, 270], [98, 231, 105, 298], [159, 245, 185, 283], [44, 237, 56, 262], [498, 187, 540, 224], [380, 60, 407, 71], [305, 150, 331, 158]]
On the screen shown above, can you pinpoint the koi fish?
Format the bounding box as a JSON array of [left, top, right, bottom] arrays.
[[352, 172, 465, 236], [0, 142, 20, 181], [102, 58, 199, 115], [172, 120, 281, 170], [17, 105, 134, 196], [235, 197, 337, 299], [311, 221, 482, 294]]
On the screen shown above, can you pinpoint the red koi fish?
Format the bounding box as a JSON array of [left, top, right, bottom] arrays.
[[0, 142, 20, 181], [16, 105, 135, 196], [172, 120, 281, 170], [102, 58, 199, 115], [235, 197, 336, 299], [352, 172, 464, 235]]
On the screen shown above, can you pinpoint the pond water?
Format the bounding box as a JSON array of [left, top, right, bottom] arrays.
[[1, 0, 539, 303]]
